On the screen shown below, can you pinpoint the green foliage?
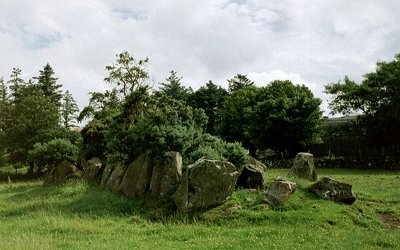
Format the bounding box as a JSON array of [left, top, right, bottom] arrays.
[[325, 53, 400, 149], [33, 63, 63, 108], [106, 91, 208, 164], [188, 133, 248, 169], [227, 73, 254, 93], [60, 90, 79, 128], [158, 70, 193, 103], [28, 138, 79, 168], [104, 51, 149, 98], [7, 67, 25, 103], [4, 94, 60, 165], [246, 80, 322, 158], [220, 86, 259, 155], [189, 81, 228, 135]]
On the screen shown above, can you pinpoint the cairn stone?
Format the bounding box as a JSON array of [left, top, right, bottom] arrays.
[[288, 152, 317, 181], [150, 152, 183, 198], [263, 177, 296, 206], [174, 158, 240, 211], [119, 155, 154, 198], [309, 177, 356, 204]]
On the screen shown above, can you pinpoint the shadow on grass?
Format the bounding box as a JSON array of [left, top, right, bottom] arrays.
[[1, 180, 187, 222]]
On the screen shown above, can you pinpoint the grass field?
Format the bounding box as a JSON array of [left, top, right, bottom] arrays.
[[0, 169, 399, 249]]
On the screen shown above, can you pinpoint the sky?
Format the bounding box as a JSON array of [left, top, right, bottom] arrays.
[[1, 0, 400, 116]]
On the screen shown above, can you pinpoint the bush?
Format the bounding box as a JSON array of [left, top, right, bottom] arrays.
[[188, 134, 248, 170], [28, 139, 79, 169]]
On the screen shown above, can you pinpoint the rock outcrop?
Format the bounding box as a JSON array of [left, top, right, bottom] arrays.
[[102, 163, 126, 193], [150, 152, 183, 198], [82, 157, 103, 184], [309, 177, 356, 204], [288, 152, 317, 181], [119, 155, 154, 198], [43, 160, 81, 186], [174, 158, 240, 211], [263, 177, 296, 206]]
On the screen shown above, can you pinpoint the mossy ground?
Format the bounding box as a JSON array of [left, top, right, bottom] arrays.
[[0, 169, 399, 249]]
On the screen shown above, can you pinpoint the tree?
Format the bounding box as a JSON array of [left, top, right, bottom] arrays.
[[227, 74, 254, 93], [220, 86, 260, 156], [104, 51, 149, 98], [8, 67, 25, 103], [33, 63, 63, 108], [3, 94, 59, 172], [325, 53, 400, 148], [189, 81, 228, 135], [247, 80, 322, 158], [158, 70, 193, 103], [61, 90, 79, 128]]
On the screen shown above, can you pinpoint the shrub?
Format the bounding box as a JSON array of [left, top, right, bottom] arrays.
[[28, 139, 79, 169]]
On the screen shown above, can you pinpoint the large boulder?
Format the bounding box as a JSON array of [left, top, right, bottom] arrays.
[[150, 152, 183, 198], [119, 155, 154, 198], [106, 163, 126, 193], [174, 158, 240, 211], [263, 177, 296, 206], [82, 157, 104, 184], [309, 177, 356, 204], [288, 152, 317, 181], [236, 164, 266, 189], [43, 160, 81, 186], [100, 163, 115, 187]]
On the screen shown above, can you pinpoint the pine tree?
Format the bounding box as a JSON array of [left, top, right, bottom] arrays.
[[227, 74, 254, 93], [34, 63, 63, 107], [60, 90, 79, 128], [158, 70, 192, 103], [8, 68, 25, 103]]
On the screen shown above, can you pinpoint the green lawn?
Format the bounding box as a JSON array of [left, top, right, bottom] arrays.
[[0, 169, 399, 249]]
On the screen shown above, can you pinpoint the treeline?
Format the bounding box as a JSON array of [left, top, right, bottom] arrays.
[[1, 51, 399, 175]]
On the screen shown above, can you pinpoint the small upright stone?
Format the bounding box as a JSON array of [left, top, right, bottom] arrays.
[[288, 152, 317, 181], [236, 164, 266, 189], [263, 177, 296, 206]]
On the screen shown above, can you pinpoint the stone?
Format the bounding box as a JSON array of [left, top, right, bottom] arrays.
[[82, 157, 103, 184], [174, 158, 240, 211], [247, 157, 268, 172], [236, 164, 266, 189], [43, 160, 81, 186], [263, 177, 296, 206], [119, 154, 154, 198], [288, 152, 317, 181], [309, 177, 356, 204], [106, 163, 126, 193], [100, 163, 115, 187], [150, 152, 183, 198]]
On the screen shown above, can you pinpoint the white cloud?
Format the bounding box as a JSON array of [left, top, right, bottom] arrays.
[[0, 0, 399, 116]]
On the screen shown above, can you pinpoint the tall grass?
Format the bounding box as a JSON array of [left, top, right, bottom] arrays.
[[0, 169, 399, 249]]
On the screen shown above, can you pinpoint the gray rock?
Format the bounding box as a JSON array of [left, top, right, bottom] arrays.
[[263, 177, 296, 206], [288, 152, 317, 181], [247, 157, 268, 172], [106, 163, 126, 193], [100, 163, 115, 187], [150, 152, 183, 198], [174, 158, 240, 211], [43, 160, 81, 186], [236, 164, 266, 189], [82, 157, 103, 184], [309, 177, 356, 204], [119, 155, 154, 198]]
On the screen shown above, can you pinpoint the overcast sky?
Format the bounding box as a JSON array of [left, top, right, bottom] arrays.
[[1, 0, 400, 116]]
